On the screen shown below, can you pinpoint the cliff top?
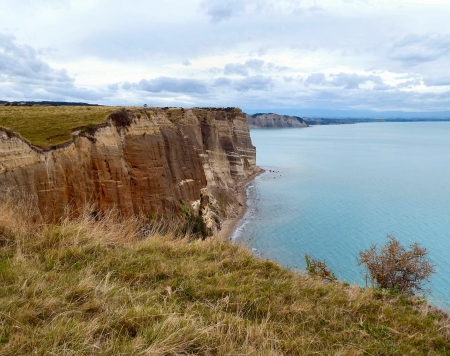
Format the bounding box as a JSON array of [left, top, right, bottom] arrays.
[[1, 196, 449, 354], [0, 106, 244, 147], [0, 105, 117, 147]]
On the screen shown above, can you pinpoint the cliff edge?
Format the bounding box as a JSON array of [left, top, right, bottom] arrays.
[[0, 107, 258, 234]]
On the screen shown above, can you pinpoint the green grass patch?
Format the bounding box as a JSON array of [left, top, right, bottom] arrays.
[[0, 106, 118, 147]]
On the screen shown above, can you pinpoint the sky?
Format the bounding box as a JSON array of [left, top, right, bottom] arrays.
[[1, 0, 450, 117]]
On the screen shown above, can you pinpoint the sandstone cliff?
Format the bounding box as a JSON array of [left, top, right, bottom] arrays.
[[0, 107, 258, 233], [246, 113, 308, 129]]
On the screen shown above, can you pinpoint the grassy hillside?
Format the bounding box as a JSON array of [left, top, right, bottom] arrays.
[[0, 106, 117, 147], [0, 198, 449, 355]]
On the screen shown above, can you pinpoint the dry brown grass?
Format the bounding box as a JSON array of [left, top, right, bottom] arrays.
[[0, 197, 449, 355]]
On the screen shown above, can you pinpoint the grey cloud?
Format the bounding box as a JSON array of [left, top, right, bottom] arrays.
[[122, 81, 132, 90], [372, 83, 392, 91], [304, 73, 327, 86], [330, 73, 383, 89], [182, 60, 192, 66], [200, 0, 245, 21], [266, 62, 289, 71], [200, 0, 260, 22], [200, 0, 303, 22], [397, 79, 423, 88], [224, 63, 249, 76], [223, 59, 268, 76], [245, 59, 265, 70], [0, 79, 110, 103], [0, 34, 112, 103], [0, 34, 73, 85], [423, 77, 450, 87], [120, 75, 273, 95], [234, 75, 273, 92], [127, 77, 209, 94], [213, 77, 233, 86], [390, 33, 450, 66], [108, 83, 119, 91]]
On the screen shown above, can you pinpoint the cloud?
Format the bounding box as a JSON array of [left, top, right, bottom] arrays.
[[223, 59, 276, 76], [0, 34, 73, 85], [390, 33, 450, 66], [119, 77, 212, 96], [304, 72, 384, 90], [0, 34, 118, 102], [213, 77, 233, 86], [330, 73, 383, 89], [234, 75, 273, 91], [119, 75, 273, 95], [200, 0, 246, 21], [0, 34, 112, 103], [245, 59, 265, 70], [304, 73, 327, 86], [224, 63, 249, 76], [135, 77, 209, 94], [108, 83, 120, 91], [199, 0, 303, 22], [423, 76, 450, 87]]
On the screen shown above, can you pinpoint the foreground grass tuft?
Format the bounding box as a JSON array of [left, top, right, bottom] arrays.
[[0, 197, 449, 355]]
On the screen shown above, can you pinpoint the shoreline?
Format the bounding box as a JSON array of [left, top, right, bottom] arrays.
[[218, 167, 265, 240]]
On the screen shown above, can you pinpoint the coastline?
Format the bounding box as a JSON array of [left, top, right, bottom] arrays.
[[218, 167, 265, 239]]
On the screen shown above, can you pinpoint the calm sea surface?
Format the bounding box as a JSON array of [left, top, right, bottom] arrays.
[[233, 122, 450, 309]]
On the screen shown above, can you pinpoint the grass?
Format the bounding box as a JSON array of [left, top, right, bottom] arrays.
[[0, 197, 449, 354], [0, 106, 242, 148], [0, 106, 117, 147]]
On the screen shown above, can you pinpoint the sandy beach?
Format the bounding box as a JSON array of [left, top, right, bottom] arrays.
[[218, 167, 264, 239]]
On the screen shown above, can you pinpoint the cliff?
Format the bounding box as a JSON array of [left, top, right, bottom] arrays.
[[246, 113, 308, 128], [0, 107, 258, 233]]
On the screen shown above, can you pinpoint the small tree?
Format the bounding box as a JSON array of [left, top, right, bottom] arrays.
[[305, 254, 337, 282], [358, 235, 435, 295]]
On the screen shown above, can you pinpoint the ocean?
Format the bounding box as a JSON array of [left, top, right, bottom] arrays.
[[233, 122, 450, 310]]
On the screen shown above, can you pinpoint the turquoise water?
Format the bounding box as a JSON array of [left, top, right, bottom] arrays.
[[234, 122, 450, 310]]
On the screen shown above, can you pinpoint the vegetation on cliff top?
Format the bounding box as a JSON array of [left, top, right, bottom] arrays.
[[0, 197, 449, 355], [0, 106, 243, 148], [0, 106, 117, 147]]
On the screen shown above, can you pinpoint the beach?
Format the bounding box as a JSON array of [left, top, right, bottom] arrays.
[[218, 167, 264, 239]]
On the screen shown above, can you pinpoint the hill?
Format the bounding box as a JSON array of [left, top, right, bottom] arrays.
[[246, 113, 308, 128]]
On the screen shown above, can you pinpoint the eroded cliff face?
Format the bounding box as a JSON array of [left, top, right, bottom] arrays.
[[0, 108, 257, 231], [246, 113, 308, 129]]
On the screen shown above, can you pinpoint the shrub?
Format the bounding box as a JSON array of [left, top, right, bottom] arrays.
[[109, 108, 132, 128], [358, 235, 435, 295], [178, 203, 208, 240], [305, 254, 337, 282]]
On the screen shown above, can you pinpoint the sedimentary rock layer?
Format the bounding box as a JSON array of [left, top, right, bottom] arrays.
[[246, 113, 308, 129], [0, 107, 257, 221]]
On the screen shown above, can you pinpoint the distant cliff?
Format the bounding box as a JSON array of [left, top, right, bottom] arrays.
[[0, 107, 258, 234], [246, 113, 308, 128]]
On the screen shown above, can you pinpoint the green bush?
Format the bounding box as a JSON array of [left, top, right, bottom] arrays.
[[305, 254, 337, 282], [179, 203, 208, 240]]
